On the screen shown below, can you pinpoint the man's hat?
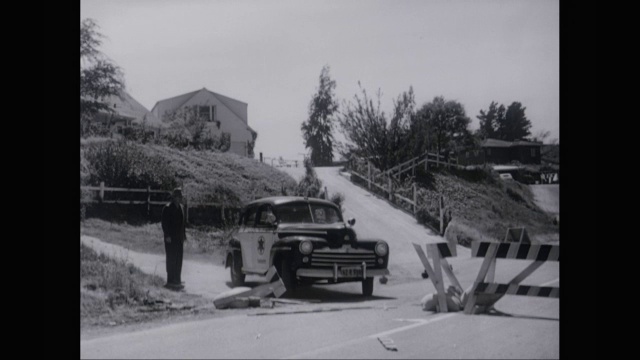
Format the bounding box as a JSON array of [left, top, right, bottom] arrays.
[[172, 188, 183, 197]]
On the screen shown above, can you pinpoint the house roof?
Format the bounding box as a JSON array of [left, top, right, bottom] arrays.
[[95, 91, 164, 128], [481, 138, 542, 148], [511, 139, 542, 147], [151, 88, 248, 123], [481, 139, 512, 148]]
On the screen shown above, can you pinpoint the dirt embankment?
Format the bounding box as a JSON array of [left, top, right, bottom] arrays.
[[426, 172, 559, 245]]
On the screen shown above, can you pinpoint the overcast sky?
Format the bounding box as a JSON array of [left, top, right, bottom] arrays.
[[81, 0, 559, 161]]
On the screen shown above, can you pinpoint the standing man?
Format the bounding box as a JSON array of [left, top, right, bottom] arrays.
[[162, 188, 187, 290]]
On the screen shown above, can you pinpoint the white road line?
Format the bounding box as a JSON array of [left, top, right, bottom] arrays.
[[282, 313, 457, 359], [367, 313, 457, 339]]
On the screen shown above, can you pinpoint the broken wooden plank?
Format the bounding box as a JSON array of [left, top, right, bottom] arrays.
[[213, 266, 286, 309]]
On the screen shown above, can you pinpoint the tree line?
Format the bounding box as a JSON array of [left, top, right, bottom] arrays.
[[302, 66, 547, 169]]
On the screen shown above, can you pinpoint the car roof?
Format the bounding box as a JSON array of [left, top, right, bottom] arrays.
[[245, 196, 338, 208]]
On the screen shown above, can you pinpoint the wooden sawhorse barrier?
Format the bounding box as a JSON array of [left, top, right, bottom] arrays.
[[463, 241, 560, 315], [413, 242, 462, 313]]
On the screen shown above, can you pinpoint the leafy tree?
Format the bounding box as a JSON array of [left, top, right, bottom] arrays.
[[410, 96, 472, 156], [337, 83, 389, 170], [476, 101, 504, 139], [80, 19, 125, 136], [338, 84, 416, 170], [301, 66, 339, 166], [496, 102, 532, 141], [387, 87, 415, 166]]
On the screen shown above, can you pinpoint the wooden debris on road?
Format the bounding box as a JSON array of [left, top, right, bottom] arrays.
[[213, 266, 286, 309], [377, 337, 398, 351]]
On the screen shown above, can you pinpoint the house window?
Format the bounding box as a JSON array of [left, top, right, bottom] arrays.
[[487, 149, 492, 155], [531, 148, 537, 156], [198, 105, 216, 122]]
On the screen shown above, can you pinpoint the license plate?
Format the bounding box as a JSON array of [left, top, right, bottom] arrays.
[[340, 266, 363, 277]]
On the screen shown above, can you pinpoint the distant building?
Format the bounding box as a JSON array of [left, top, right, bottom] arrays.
[[87, 90, 164, 137], [460, 138, 542, 165], [151, 88, 256, 157]]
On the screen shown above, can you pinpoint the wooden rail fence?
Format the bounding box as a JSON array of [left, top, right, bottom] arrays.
[[80, 182, 237, 223], [349, 152, 457, 235]]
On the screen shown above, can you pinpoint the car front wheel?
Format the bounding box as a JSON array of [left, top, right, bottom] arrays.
[[362, 277, 374, 296], [280, 257, 297, 296]]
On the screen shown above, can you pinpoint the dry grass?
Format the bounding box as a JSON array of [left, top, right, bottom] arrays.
[[140, 144, 297, 205], [80, 243, 214, 329], [431, 171, 559, 244], [371, 165, 559, 245]]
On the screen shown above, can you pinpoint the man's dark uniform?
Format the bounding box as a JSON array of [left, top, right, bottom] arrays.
[[161, 198, 186, 286]]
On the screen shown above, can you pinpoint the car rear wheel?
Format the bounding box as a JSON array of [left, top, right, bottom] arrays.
[[362, 277, 374, 296], [230, 252, 245, 287]]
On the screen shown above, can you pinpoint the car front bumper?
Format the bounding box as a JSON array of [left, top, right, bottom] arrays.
[[296, 266, 390, 280]]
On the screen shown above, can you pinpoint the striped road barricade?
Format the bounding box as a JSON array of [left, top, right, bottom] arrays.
[[463, 241, 559, 315]]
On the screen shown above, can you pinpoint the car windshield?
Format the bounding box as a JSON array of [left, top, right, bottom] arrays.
[[276, 202, 342, 224]]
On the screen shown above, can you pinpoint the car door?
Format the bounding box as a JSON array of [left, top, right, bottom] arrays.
[[253, 204, 278, 274]]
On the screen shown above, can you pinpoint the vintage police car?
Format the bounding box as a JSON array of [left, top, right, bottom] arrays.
[[224, 196, 390, 296]]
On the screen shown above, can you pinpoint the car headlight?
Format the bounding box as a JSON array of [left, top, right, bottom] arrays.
[[375, 241, 388, 256], [299, 240, 313, 255]]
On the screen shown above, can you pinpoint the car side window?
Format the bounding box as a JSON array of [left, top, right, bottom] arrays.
[[244, 206, 257, 227], [256, 205, 276, 227]]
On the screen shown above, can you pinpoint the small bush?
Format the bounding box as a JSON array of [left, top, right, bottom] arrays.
[[83, 140, 178, 190], [330, 192, 345, 212], [416, 205, 441, 232], [296, 158, 323, 197]]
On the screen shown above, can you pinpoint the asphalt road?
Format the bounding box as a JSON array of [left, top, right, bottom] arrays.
[[80, 166, 559, 359]]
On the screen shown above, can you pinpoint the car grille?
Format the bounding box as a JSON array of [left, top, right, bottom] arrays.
[[310, 251, 377, 267]]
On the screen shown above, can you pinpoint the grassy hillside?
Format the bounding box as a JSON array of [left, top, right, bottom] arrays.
[[141, 144, 297, 205], [369, 167, 559, 246], [428, 171, 558, 245], [80, 139, 298, 207]]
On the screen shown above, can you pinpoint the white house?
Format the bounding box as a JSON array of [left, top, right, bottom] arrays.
[[151, 88, 256, 157]]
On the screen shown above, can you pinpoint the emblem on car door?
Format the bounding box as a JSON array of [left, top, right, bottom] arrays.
[[258, 236, 265, 255]]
